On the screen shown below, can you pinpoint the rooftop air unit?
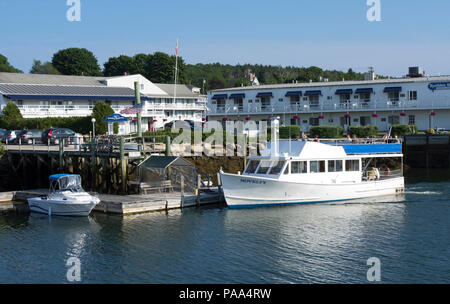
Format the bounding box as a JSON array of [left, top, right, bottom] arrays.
[[408, 66, 425, 78]]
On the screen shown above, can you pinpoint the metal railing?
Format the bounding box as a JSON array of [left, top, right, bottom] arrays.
[[209, 97, 450, 115]]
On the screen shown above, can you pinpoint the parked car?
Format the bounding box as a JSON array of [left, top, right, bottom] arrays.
[[41, 128, 76, 144], [0, 129, 7, 143], [2, 130, 21, 144], [10, 130, 27, 144], [20, 129, 43, 144]]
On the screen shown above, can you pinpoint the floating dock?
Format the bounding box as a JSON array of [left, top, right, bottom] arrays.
[[1, 188, 225, 215]]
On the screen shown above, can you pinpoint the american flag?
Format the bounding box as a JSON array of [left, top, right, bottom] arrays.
[[120, 104, 142, 115], [175, 40, 178, 57]]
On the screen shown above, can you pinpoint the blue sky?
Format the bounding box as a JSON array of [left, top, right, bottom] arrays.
[[1, 0, 450, 77]]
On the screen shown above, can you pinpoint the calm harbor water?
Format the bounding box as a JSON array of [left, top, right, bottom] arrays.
[[1, 169, 449, 284]]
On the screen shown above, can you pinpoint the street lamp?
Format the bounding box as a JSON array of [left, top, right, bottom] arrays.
[[91, 117, 96, 139]]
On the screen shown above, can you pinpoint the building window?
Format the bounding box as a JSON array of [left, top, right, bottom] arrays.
[[289, 96, 300, 103], [408, 91, 417, 101], [233, 98, 243, 111], [248, 99, 253, 103], [216, 99, 226, 111], [279, 98, 284, 102], [327, 96, 333, 100], [408, 115, 415, 125], [381, 118, 387, 122], [309, 95, 319, 109], [359, 93, 371, 103], [309, 117, 320, 126], [260, 97, 271, 110], [360, 117, 371, 126], [388, 92, 400, 102], [388, 116, 400, 125]]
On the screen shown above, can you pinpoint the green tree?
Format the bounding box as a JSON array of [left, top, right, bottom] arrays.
[[103, 55, 135, 76], [91, 102, 115, 135], [52, 48, 102, 76], [131, 53, 151, 76], [0, 54, 22, 73], [0, 103, 23, 129], [30, 60, 61, 74]]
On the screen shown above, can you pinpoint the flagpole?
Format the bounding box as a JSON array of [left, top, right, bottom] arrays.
[[173, 39, 178, 108]]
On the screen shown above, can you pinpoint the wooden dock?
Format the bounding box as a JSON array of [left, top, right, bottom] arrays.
[[1, 188, 225, 215]]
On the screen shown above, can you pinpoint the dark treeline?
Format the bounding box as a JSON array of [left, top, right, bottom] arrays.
[[1, 48, 369, 91]]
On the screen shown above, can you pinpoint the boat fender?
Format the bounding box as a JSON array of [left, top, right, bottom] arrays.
[[375, 168, 380, 180]]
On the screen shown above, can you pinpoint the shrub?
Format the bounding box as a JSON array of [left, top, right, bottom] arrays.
[[348, 126, 379, 138], [391, 124, 418, 137], [426, 128, 435, 135], [279, 125, 301, 139], [92, 102, 115, 135], [0, 103, 23, 129], [310, 126, 344, 138]]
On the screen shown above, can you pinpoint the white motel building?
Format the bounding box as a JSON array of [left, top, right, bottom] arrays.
[[0, 72, 207, 134], [206, 68, 450, 132]]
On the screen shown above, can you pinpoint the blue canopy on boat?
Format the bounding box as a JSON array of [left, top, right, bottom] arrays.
[[342, 144, 402, 154], [49, 174, 79, 181]]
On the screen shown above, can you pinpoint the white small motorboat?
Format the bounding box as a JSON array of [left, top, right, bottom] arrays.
[[28, 174, 100, 216]]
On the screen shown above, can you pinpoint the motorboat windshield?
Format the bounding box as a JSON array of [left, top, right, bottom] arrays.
[[49, 174, 83, 192]]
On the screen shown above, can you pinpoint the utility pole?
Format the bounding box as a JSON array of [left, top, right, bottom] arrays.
[[134, 81, 142, 137]]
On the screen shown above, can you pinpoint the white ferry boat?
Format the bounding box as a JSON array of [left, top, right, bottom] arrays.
[[220, 139, 405, 208]]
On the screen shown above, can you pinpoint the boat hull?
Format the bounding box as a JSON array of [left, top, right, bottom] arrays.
[[220, 172, 405, 208], [27, 197, 99, 216]]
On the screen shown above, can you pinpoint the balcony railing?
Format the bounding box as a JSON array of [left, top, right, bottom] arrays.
[[17, 103, 206, 117], [208, 98, 450, 115]]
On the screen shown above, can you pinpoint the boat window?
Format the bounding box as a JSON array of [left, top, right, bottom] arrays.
[[283, 163, 290, 175], [269, 161, 285, 175], [291, 161, 307, 174], [310, 161, 325, 173], [256, 161, 273, 174], [328, 160, 343, 172], [345, 160, 360, 172], [245, 160, 260, 174]]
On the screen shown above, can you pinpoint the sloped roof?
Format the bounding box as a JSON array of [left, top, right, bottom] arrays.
[[138, 156, 194, 169], [154, 83, 199, 98], [0, 72, 105, 86], [0, 83, 136, 97]]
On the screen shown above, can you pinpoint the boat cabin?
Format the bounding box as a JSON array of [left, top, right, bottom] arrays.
[[49, 174, 83, 192], [243, 141, 403, 184]]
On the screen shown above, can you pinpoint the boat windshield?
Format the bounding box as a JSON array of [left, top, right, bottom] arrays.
[[245, 160, 260, 174], [55, 175, 83, 191], [268, 161, 286, 175]]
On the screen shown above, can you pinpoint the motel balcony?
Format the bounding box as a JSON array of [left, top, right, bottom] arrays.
[[17, 103, 206, 118], [208, 98, 450, 116]]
